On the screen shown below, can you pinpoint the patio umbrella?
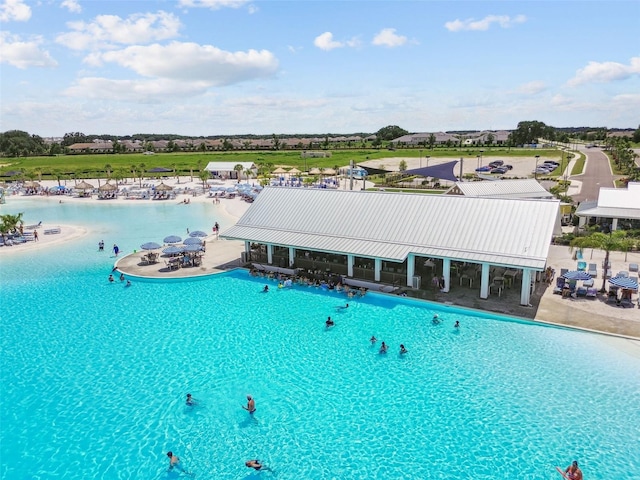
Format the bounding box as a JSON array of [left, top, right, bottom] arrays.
[[163, 235, 182, 244], [75, 180, 94, 190], [183, 244, 204, 252], [272, 167, 287, 175], [140, 242, 162, 250], [155, 182, 173, 191], [288, 168, 301, 175], [183, 237, 203, 245], [609, 276, 638, 291], [309, 167, 321, 175], [189, 230, 207, 238], [99, 182, 117, 191], [562, 271, 592, 281], [163, 245, 184, 255]]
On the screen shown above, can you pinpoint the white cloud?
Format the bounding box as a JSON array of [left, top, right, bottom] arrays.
[[63, 77, 212, 102], [313, 32, 359, 51], [61, 0, 81, 13], [56, 11, 181, 51], [178, 0, 248, 9], [568, 57, 640, 86], [87, 41, 278, 86], [0, 32, 57, 68], [445, 14, 526, 32], [372, 28, 407, 47], [516, 81, 547, 95], [0, 0, 31, 22]]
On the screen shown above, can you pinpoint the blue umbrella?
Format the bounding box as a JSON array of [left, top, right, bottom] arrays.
[[562, 271, 592, 281], [183, 237, 203, 245], [183, 244, 203, 252], [163, 235, 182, 244], [609, 276, 638, 291], [189, 230, 207, 238], [140, 241, 162, 250], [163, 245, 183, 254]]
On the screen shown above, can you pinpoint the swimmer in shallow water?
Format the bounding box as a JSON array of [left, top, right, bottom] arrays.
[[242, 395, 256, 414], [379, 342, 388, 354], [245, 459, 272, 471], [186, 393, 197, 406], [370, 335, 377, 344], [263, 285, 269, 292], [325, 317, 334, 328], [399, 344, 408, 355]]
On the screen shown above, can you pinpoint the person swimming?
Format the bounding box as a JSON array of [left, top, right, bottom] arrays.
[[108, 274, 114, 283], [432, 314, 440, 325], [242, 395, 256, 414], [336, 303, 349, 310], [325, 317, 334, 328], [454, 321, 460, 329], [186, 393, 197, 406], [370, 335, 377, 344], [399, 344, 408, 355], [379, 341, 388, 354], [263, 285, 269, 292], [245, 459, 272, 472], [125, 280, 131, 287]]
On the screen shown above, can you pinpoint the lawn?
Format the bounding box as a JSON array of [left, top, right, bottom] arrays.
[[1, 147, 562, 181]]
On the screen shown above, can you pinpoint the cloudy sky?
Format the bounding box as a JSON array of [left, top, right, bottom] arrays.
[[1, 0, 639, 137]]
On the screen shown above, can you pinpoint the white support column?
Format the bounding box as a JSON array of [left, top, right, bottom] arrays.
[[406, 254, 415, 287], [244, 241, 250, 254], [520, 269, 532, 305], [442, 258, 451, 293], [374, 258, 382, 282], [611, 218, 618, 231], [347, 254, 354, 277], [267, 244, 273, 265], [288, 247, 295, 267], [480, 263, 490, 299]]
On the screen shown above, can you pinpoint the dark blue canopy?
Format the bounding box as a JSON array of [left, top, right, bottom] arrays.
[[403, 160, 460, 183]]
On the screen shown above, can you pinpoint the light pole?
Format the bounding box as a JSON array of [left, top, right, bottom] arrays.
[[426, 155, 430, 167], [480, 149, 484, 167], [535, 155, 540, 180], [419, 149, 423, 169], [476, 154, 480, 169]]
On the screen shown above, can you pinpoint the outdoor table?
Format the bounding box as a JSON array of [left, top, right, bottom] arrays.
[[504, 269, 518, 285]]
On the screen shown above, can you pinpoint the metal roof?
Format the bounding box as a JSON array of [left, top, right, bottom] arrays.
[[575, 183, 640, 220], [204, 161, 255, 172], [446, 179, 553, 199], [223, 188, 559, 270]]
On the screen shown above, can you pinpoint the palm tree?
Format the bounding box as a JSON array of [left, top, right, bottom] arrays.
[[570, 231, 631, 292], [243, 168, 253, 184], [198, 170, 210, 190], [138, 163, 146, 187], [0, 212, 24, 241], [104, 164, 112, 180], [233, 164, 243, 182]]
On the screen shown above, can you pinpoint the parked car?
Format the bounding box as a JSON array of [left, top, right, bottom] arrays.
[[491, 167, 508, 174], [488, 160, 504, 168], [504, 164, 513, 170], [475, 165, 492, 172], [543, 161, 559, 167]]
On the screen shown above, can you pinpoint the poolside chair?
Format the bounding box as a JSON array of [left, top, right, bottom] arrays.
[[620, 297, 634, 308], [560, 268, 569, 278], [553, 277, 566, 295], [587, 263, 597, 278], [576, 286, 587, 297], [629, 263, 639, 273], [582, 278, 594, 288], [585, 287, 597, 299]]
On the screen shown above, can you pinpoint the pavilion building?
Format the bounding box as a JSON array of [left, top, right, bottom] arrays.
[[222, 188, 560, 306]]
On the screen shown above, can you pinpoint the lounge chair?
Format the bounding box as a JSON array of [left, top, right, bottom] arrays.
[[560, 268, 569, 278], [582, 278, 594, 288], [576, 287, 587, 297], [629, 263, 638, 273], [553, 277, 566, 295], [585, 288, 597, 299], [620, 298, 634, 308], [587, 263, 597, 277]]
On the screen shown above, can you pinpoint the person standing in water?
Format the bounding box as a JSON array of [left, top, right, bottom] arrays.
[[242, 395, 256, 414]]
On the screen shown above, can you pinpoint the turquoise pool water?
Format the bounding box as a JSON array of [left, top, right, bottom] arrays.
[[1, 198, 639, 480]]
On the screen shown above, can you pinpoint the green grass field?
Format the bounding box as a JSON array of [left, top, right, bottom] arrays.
[[1, 147, 563, 181]]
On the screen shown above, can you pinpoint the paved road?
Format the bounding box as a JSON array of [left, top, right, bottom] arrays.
[[571, 147, 616, 203]]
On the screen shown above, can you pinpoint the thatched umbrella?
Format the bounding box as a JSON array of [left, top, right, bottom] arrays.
[[99, 182, 118, 192], [76, 180, 95, 190], [272, 167, 287, 175], [309, 167, 321, 175], [155, 182, 173, 191], [23, 181, 40, 188]]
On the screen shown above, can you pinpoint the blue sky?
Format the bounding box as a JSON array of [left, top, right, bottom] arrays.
[[1, 0, 639, 137]]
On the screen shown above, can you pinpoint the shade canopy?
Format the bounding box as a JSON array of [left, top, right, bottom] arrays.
[[609, 276, 638, 291], [163, 235, 182, 243], [75, 180, 95, 190], [183, 244, 204, 252], [189, 230, 207, 237], [403, 160, 460, 183], [155, 182, 173, 191], [562, 270, 592, 281], [183, 237, 203, 245], [140, 242, 162, 250], [356, 165, 392, 176], [99, 182, 117, 191], [163, 245, 184, 254]]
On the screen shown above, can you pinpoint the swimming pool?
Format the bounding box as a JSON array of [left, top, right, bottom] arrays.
[[1, 198, 639, 479]]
